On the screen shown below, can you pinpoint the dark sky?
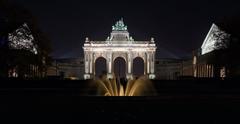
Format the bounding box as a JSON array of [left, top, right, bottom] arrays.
[[10, 0, 240, 59]]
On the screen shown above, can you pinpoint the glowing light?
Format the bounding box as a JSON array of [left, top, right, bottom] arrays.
[[220, 67, 226, 80], [112, 18, 128, 31], [201, 23, 230, 55], [149, 74, 156, 79], [95, 75, 156, 96], [84, 74, 91, 80], [69, 77, 78, 80], [8, 23, 38, 54]]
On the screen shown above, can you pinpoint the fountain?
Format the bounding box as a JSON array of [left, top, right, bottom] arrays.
[[92, 74, 156, 96]]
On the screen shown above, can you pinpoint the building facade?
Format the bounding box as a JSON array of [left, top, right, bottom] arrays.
[[47, 58, 85, 80], [83, 19, 157, 80], [155, 59, 182, 80], [191, 23, 239, 79]]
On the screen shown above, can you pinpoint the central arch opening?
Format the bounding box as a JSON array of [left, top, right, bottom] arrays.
[[95, 57, 107, 79], [114, 57, 126, 79], [133, 57, 144, 78]]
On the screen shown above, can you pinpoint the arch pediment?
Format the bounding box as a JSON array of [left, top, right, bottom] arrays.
[[113, 53, 127, 62], [132, 52, 146, 62], [93, 52, 107, 62]]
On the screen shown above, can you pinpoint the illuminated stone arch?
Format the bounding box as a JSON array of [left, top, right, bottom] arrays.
[[83, 19, 157, 80], [113, 57, 127, 78], [95, 57, 107, 78], [133, 57, 145, 78]]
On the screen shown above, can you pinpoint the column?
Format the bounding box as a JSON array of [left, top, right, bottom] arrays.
[[144, 53, 147, 75], [84, 52, 91, 80], [92, 54, 95, 76], [147, 53, 150, 74], [194, 65, 197, 77], [92, 53, 95, 78], [152, 52, 155, 73], [203, 65, 205, 77], [126, 53, 133, 80], [205, 64, 208, 77], [89, 53, 92, 74], [84, 52, 94, 79], [107, 52, 113, 79], [146, 53, 150, 75], [206, 64, 209, 78], [149, 52, 156, 79]]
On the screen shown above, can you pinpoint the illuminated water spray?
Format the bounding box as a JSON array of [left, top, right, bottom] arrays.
[[94, 75, 156, 96]]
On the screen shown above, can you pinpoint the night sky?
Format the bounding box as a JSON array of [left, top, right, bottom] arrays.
[[10, 0, 240, 59]]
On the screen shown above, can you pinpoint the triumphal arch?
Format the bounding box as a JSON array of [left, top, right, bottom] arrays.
[[83, 19, 156, 80]]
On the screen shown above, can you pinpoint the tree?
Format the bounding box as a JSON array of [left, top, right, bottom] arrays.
[[213, 15, 240, 77], [0, 0, 52, 78]]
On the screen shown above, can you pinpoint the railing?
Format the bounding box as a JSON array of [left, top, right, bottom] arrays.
[[84, 41, 156, 47], [88, 41, 152, 44]]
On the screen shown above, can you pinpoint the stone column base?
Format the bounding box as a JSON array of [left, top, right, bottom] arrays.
[[148, 74, 156, 79], [84, 74, 91, 80]]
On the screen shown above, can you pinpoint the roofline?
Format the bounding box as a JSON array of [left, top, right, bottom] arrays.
[[201, 23, 217, 49]]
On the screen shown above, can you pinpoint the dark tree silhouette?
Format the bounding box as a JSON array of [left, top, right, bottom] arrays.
[[0, 0, 52, 78], [213, 15, 240, 77]]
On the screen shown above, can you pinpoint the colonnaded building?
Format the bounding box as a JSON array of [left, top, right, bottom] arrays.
[[46, 19, 194, 80], [83, 19, 157, 80]]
